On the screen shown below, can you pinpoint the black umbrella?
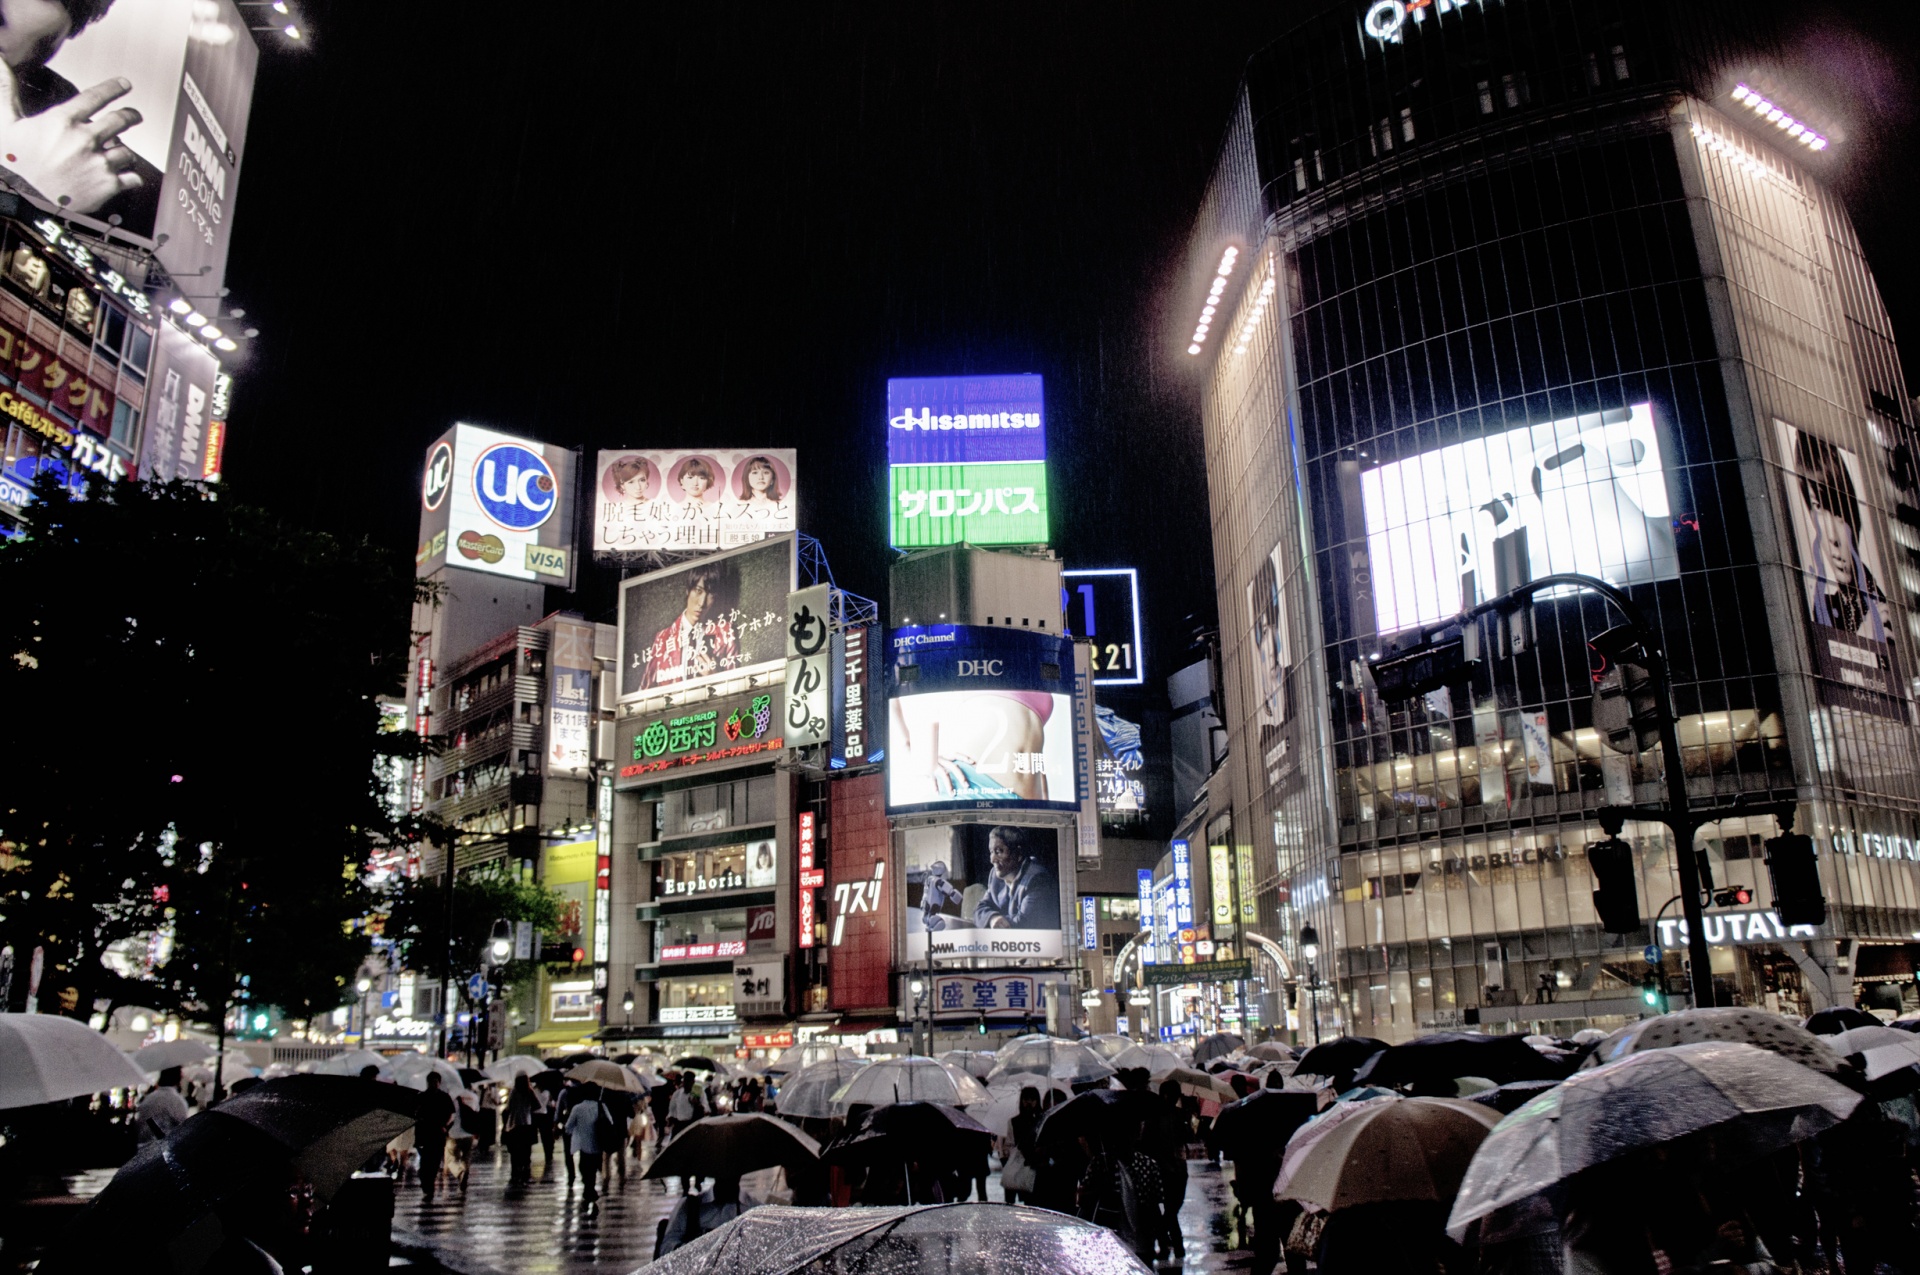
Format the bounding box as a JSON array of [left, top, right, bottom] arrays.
[[1805, 1007, 1882, 1035], [1034, 1088, 1159, 1150], [1192, 1031, 1246, 1064], [823, 1101, 994, 1167], [1207, 1089, 1321, 1159], [546, 1051, 597, 1070], [529, 1068, 566, 1094], [1353, 1033, 1569, 1089], [647, 1113, 822, 1181], [675, 1055, 720, 1071], [1463, 1078, 1562, 1115], [1293, 1036, 1390, 1090], [457, 1067, 486, 1087], [40, 1077, 418, 1275]]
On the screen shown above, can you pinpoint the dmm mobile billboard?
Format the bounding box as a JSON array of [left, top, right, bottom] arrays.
[[416, 424, 576, 586], [29, 0, 258, 290], [887, 374, 1047, 547], [903, 822, 1067, 963], [593, 448, 796, 554], [617, 535, 795, 701], [136, 321, 222, 484], [886, 625, 1079, 814]]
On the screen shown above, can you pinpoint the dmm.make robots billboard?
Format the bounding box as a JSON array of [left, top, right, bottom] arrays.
[[887, 374, 1047, 548]]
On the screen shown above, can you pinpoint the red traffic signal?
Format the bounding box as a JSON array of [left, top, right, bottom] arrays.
[[572, 947, 586, 964], [1713, 886, 1753, 908]]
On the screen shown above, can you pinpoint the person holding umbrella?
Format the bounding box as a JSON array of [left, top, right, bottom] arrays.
[[1002, 1086, 1044, 1203], [411, 1071, 459, 1204], [658, 1174, 748, 1254], [1076, 1120, 1162, 1263], [500, 1073, 542, 1187], [134, 1067, 190, 1146], [563, 1081, 614, 1208]]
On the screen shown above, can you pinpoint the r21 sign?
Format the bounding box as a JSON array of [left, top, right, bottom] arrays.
[[1063, 568, 1143, 686]]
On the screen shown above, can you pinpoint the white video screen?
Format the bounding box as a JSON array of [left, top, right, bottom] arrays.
[[1359, 403, 1678, 634]]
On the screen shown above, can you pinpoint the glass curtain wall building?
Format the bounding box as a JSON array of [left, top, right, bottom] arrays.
[[1184, 0, 1920, 1039]]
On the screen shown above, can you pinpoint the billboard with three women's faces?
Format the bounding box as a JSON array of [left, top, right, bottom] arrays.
[[593, 449, 796, 555]]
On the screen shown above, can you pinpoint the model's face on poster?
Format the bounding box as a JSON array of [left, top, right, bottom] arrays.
[[0, 0, 72, 68], [1810, 505, 1856, 584]]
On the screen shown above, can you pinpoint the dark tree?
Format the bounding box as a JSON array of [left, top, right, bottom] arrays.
[[0, 477, 430, 1031], [380, 867, 564, 990]]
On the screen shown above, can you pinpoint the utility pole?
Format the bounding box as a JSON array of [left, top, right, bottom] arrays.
[[1369, 573, 1801, 1012]]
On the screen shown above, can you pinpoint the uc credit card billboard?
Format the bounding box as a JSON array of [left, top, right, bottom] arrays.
[[417, 424, 575, 587], [887, 374, 1048, 547], [886, 625, 1079, 813]]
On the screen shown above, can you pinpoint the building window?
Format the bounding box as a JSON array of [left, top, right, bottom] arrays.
[[1295, 156, 1308, 192], [1612, 45, 1630, 80], [1376, 118, 1395, 154], [1477, 80, 1494, 115], [1502, 73, 1528, 108], [1400, 107, 1416, 142], [1587, 54, 1602, 88], [109, 400, 137, 449]]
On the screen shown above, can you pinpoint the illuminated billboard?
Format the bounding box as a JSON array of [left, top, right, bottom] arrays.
[[34, 0, 259, 290], [1359, 402, 1676, 634], [593, 448, 796, 554], [886, 625, 1078, 813], [1063, 568, 1144, 685], [887, 374, 1048, 547], [904, 823, 1066, 963], [418, 424, 576, 587], [136, 321, 222, 484], [617, 535, 795, 701]]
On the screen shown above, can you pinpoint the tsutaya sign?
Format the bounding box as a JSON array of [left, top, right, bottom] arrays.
[[1362, 0, 1495, 46], [1655, 911, 1819, 949]]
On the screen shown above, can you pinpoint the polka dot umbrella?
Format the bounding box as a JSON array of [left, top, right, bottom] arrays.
[[1579, 1007, 1847, 1075]]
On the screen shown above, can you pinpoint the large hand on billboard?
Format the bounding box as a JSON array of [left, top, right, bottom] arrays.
[[0, 69, 143, 214]]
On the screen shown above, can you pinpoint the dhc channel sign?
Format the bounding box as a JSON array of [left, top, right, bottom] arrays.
[[473, 442, 558, 531]]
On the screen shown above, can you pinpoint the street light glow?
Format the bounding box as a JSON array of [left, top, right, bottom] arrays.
[[1186, 245, 1239, 354], [1730, 83, 1829, 151]]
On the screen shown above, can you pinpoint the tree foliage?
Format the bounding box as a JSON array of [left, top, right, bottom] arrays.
[[380, 867, 564, 990], [0, 478, 431, 1025]]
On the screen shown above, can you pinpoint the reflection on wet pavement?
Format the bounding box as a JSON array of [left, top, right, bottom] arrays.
[[391, 1144, 1259, 1274]]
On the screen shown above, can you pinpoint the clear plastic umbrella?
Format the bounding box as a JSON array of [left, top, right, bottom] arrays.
[[766, 1042, 854, 1074], [830, 1056, 989, 1112], [129, 1039, 215, 1072], [0, 1013, 149, 1109], [1087, 1033, 1134, 1061], [387, 1054, 466, 1095], [312, 1049, 394, 1079], [642, 1202, 1154, 1275], [986, 1040, 1114, 1085], [1825, 1025, 1920, 1080], [483, 1054, 548, 1083], [1107, 1043, 1186, 1076], [977, 1076, 1073, 1135], [1447, 1041, 1860, 1236], [936, 1049, 996, 1080], [772, 1058, 869, 1119]]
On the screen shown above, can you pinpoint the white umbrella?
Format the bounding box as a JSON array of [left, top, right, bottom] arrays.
[[773, 1058, 870, 1119], [830, 1056, 989, 1112], [1109, 1043, 1187, 1075], [388, 1054, 466, 1095], [129, 1039, 216, 1071], [1086, 1033, 1134, 1061], [977, 1076, 1073, 1135], [1826, 1025, 1920, 1080], [0, 1013, 151, 1110], [483, 1055, 548, 1083], [987, 1039, 1115, 1085], [313, 1049, 395, 1078], [568, 1059, 643, 1092]]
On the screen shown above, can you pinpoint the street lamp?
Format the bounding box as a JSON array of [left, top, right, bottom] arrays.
[[1299, 924, 1321, 1046], [622, 988, 634, 1034], [908, 978, 927, 1056], [355, 977, 372, 1041]]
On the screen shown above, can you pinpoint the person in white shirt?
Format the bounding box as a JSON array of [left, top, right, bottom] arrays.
[[135, 1066, 190, 1144]]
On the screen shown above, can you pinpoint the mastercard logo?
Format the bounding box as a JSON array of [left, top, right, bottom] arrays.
[[455, 531, 506, 564]]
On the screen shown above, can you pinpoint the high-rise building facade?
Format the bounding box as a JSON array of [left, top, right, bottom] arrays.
[[1184, 0, 1920, 1039]]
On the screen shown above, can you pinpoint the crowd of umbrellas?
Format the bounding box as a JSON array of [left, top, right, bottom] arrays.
[[8, 1005, 1920, 1273]]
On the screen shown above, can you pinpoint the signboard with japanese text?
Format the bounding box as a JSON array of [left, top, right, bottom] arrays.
[[827, 774, 891, 1010], [1144, 958, 1250, 987], [0, 314, 127, 498], [593, 448, 796, 554], [547, 617, 595, 776], [421, 423, 577, 587], [615, 685, 786, 786], [1062, 569, 1144, 685], [904, 823, 1067, 963], [1072, 642, 1099, 863], [890, 463, 1048, 548], [797, 810, 821, 950], [658, 935, 747, 963], [1209, 842, 1234, 926], [37, 0, 259, 290], [733, 960, 786, 1017], [1136, 869, 1156, 965], [1170, 841, 1196, 963], [831, 624, 882, 769], [1236, 845, 1258, 925], [886, 625, 1077, 814], [136, 321, 219, 485], [932, 973, 1038, 1021], [618, 535, 795, 700], [1080, 897, 1098, 950], [785, 584, 831, 747]]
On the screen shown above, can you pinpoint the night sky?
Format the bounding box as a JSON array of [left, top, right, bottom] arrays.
[[220, 3, 1920, 688]]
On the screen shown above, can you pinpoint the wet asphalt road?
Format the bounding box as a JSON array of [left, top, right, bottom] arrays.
[[389, 1142, 1255, 1275]]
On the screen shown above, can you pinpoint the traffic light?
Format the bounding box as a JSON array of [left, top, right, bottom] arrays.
[[1370, 635, 1473, 701], [1589, 836, 1643, 934], [1641, 970, 1667, 1012], [1766, 833, 1826, 928], [1590, 628, 1663, 752], [1712, 886, 1753, 908], [977, 1016, 988, 1037]]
